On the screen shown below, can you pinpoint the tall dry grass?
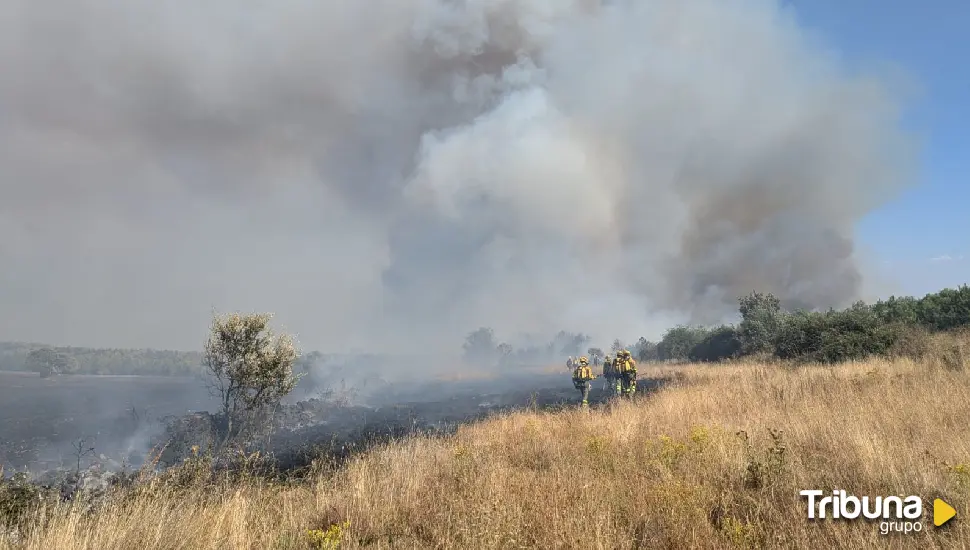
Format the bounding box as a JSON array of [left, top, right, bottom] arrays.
[[4, 354, 970, 549]]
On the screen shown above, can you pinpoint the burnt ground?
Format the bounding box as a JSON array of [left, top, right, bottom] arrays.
[[267, 370, 656, 471], [0, 369, 665, 475], [0, 371, 217, 471]]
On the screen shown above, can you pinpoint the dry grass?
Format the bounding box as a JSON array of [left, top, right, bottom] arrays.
[[5, 354, 970, 549]]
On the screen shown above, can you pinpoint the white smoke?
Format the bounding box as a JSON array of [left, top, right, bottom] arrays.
[[0, 0, 915, 353]]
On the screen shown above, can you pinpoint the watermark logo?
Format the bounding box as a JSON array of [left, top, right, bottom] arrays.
[[800, 490, 957, 535], [934, 498, 956, 527]]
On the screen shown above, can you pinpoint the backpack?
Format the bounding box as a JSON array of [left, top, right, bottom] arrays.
[[618, 358, 635, 373], [573, 365, 592, 381]]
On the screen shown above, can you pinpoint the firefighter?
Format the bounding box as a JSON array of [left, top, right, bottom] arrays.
[[602, 353, 619, 397], [571, 356, 596, 407], [566, 356, 575, 370], [616, 349, 637, 397]]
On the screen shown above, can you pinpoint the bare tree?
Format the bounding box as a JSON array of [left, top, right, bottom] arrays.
[[71, 436, 97, 488], [203, 312, 301, 446], [611, 339, 625, 354]]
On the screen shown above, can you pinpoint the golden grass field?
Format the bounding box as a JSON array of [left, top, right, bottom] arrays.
[[4, 345, 970, 549]]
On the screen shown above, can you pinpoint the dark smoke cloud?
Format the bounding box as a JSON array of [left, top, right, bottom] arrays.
[[0, 0, 915, 352]]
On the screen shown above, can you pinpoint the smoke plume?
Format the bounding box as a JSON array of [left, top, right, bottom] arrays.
[[0, 0, 915, 352]]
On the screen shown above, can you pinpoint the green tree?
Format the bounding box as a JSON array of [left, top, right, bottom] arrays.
[[872, 295, 920, 326], [738, 291, 782, 355], [203, 312, 301, 445], [688, 325, 742, 362], [26, 348, 79, 377], [657, 326, 710, 361], [917, 285, 970, 330], [774, 302, 902, 364]]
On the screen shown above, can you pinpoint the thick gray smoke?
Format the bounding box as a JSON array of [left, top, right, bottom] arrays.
[[0, 0, 915, 352]]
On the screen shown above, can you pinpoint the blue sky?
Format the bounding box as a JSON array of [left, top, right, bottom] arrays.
[[786, 1, 969, 297]]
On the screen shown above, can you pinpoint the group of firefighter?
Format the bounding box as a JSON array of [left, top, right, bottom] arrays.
[[567, 350, 637, 407]]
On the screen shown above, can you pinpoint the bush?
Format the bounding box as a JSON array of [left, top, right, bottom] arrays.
[[689, 326, 742, 363], [658, 326, 711, 362], [25, 348, 79, 377], [773, 303, 903, 364], [601, 284, 970, 367], [886, 324, 932, 360], [737, 292, 781, 355], [203, 312, 301, 446], [916, 285, 970, 331], [872, 295, 920, 326], [0, 472, 53, 531]]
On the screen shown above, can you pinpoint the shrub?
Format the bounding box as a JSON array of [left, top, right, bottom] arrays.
[[689, 325, 742, 363], [886, 324, 932, 360], [25, 348, 79, 377], [203, 312, 301, 446], [658, 326, 711, 362], [773, 303, 903, 364], [737, 292, 781, 355], [0, 472, 53, 531], [916, 285, 970, 331]]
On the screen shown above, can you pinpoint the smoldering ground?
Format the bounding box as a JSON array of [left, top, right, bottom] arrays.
[[0, 358, 639, 477], [0, 0, 917, 354], [0, 355, 417, 472], [0, 371, 217, 471]]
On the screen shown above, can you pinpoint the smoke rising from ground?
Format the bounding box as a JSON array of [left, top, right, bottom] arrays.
[[0, 0, 915, 352]]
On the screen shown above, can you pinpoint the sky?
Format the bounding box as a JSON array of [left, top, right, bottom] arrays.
[[786, 0, 970, 297]]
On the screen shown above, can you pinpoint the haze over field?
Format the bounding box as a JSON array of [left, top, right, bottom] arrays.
[[0, 0, 916, 353]]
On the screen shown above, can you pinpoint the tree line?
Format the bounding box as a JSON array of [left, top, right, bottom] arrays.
[[632, 284, 970, 364], [461, 328, 593, 366], [0, 342, 204, 376], [460, 284, 970, 367], [5, 283, 967, 377]]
